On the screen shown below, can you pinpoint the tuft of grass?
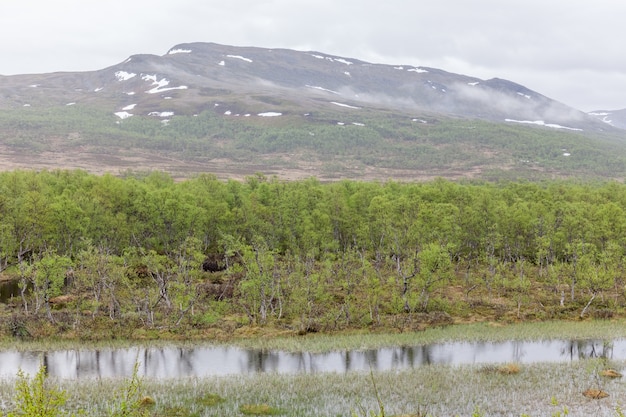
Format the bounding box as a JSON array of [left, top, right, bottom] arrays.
[[600, 369, 623, 378], [196, 393, 226, 406], [497, 363, 521, 375], [478, 363, 520, 375], [239, 403, 283, 415], [583, 389, 609, 399], [138, 396, 155, 408]]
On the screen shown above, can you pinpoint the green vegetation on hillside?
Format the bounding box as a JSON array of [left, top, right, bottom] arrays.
[[1, 105, 626, 179], [1, 170, 626, 338]]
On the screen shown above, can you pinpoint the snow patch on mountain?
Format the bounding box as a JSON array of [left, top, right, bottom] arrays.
[[168, 48, 192, 55], [308, 54, 352, 65], [114, 111, 133, 119], [115, 71, 136, 81], [227, 55, 253, 63], [589, 111, 613, 125], [331, 102, 361, 109], [407, 67, 428, 73], [142, 74, 188, 94], [306, 85, 340, 95], [258, 112, 282, 117], [505, 119, 583, 131], [334, 58, 353, 65], [149, 111, 174, 117], [122, 104, 137, 111]]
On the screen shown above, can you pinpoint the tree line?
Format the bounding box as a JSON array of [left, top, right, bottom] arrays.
[[2, 170, 626, 336]]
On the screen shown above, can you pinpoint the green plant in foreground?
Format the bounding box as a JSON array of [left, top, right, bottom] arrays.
[[352, 370, 386, 417], [5, 366, 77, 417], [550, 396, 569, 417], [471, 405, 484, 417], [108, 363, 151, 417], [3, 363, 153, 417]]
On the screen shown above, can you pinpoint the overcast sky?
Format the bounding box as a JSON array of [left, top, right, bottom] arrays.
[[1, 0, 624, 111]]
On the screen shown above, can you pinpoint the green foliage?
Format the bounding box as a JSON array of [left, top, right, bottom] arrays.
[[5, 169, 626, 330], [2, 363, 152, 417], [6, 366, 76, 417], [3, 104, 626, 180]]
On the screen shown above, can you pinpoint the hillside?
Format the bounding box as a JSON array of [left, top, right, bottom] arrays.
[[0, 42, 625, 181]]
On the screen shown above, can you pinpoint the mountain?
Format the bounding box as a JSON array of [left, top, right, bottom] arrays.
[[589, 109, 626, 130], [0, 42, 625, 181]]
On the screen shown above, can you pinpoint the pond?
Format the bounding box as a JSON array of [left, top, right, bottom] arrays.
[[0, 338, 622, 380]]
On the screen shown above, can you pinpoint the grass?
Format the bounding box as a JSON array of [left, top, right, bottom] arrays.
[[229, 319, 626, 353], [2, 319, 626, 353], [0, 359, 624, 416]]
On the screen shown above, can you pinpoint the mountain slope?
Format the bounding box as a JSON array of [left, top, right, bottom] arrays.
[[0, 42, 624, 181]]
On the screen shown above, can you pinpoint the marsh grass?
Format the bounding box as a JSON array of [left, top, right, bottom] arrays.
[[0, 359, 623, 416], [2, 319, 626, 354]]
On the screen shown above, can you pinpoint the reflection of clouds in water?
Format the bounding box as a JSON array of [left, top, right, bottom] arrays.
[[0, 339, 623, 380]]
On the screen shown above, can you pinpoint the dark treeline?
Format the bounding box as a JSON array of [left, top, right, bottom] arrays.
[[1, 170, 626, 336]]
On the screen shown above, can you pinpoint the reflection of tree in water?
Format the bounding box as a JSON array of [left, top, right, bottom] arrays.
[[391, 347, 410, 367], [364, 349, 379, 370], [562, 340, 614, 360], [13, 338, 626, 380], [178, 348, 194, 375], [389, 346, 437, 368], [241, 349, 280, 373], [292, 351, 320, 373], [511, 341, 526, 363], [142, 347, 195, 378]]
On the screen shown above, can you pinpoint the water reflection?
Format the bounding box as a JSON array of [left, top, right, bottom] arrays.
[[0, 339, 622, 380]]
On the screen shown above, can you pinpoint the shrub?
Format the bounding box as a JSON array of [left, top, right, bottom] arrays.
[[6, 366, 75, 417]]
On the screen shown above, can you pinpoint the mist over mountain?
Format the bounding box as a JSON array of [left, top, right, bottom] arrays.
[[589, 108, 626, 130], [0, 42, 624, 180], [1, 42, 609, 129]]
